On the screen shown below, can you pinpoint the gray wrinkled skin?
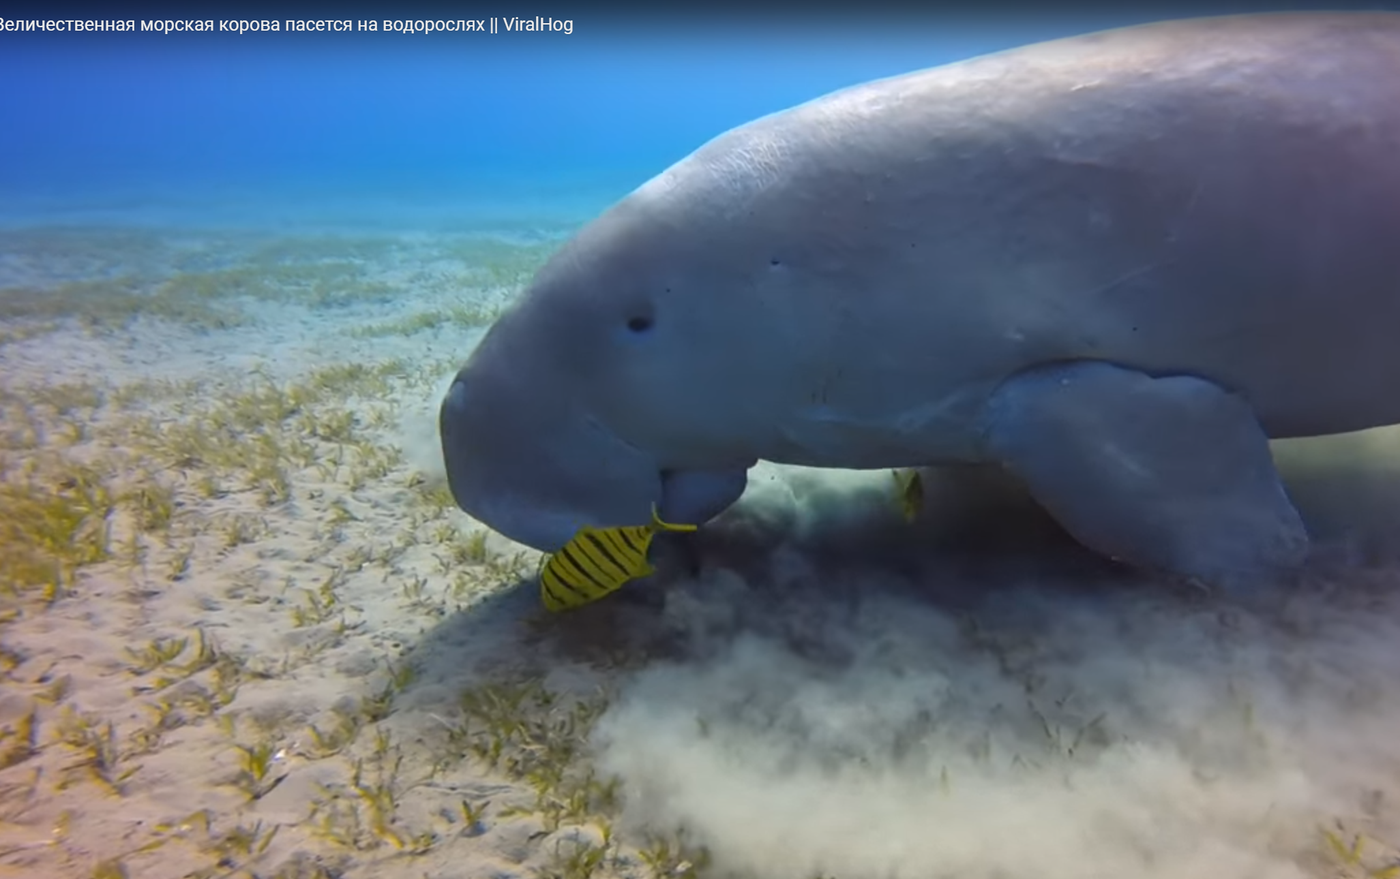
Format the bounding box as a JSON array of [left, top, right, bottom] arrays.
[[440, 12, 1400, 589]]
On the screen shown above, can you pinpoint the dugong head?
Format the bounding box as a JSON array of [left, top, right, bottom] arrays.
[[438, 183, 780, 553]]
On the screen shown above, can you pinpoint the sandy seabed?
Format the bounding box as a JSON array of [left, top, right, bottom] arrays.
[[0, 221, 1398, 879]]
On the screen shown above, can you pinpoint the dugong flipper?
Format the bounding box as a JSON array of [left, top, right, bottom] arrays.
[[982, 361, 1308, 587], [440, 12, 1400, 596]]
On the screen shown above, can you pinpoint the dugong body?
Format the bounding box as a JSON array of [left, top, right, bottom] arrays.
[[441, 12, 1400, 591]]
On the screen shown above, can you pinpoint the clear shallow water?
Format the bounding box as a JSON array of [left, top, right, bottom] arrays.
[[4, 8, 1400, 879], [2, 9, 1214, 231]]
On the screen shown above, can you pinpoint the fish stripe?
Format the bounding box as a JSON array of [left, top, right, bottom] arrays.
[[575, 532, 631, 581], [605, 528, 657, 581], [540, 572, 573, 610], [539, 568, 577, 610], [554, 549, 613, 597], [542, 562, 591, 602], [540, 574, 566, 611], [570, 548, 623, 597], [596, 529, 645, 572], [549, 551, 610, 601], [617, 527, 647, 556], [551, 543, 607, 590], [543, 571, 591, 610]]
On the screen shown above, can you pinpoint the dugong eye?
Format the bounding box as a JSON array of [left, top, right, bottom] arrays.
[[626, 316, 653, 333]]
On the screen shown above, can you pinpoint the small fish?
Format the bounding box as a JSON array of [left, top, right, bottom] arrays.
[[891, 468, 923, 523], [539, 504, 697, 612]]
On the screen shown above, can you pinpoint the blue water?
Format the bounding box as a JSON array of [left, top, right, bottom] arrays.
[[7, 10, 1400, 879], [0, 6, 1296, 230]]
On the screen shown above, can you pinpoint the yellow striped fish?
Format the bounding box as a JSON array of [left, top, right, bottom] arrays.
[[539, 504, 697, 612], [891, 468, 924, 523]]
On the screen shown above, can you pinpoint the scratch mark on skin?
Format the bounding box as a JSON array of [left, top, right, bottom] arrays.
[[1084, 261, 1169, 300], [1165, 179, 1203, 244]]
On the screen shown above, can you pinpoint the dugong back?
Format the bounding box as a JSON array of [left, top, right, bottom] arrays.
[[664, 12, 1400, 443]]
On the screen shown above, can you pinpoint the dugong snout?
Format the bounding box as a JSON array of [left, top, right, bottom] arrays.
[[438, 364, 664, 553]]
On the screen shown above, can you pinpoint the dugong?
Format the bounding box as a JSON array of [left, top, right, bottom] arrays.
[[440, 12, 1400, 592]]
